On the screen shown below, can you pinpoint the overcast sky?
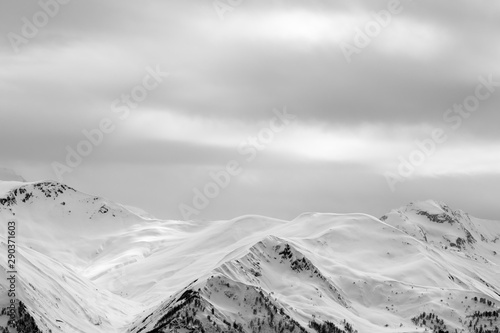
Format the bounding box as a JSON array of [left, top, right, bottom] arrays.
[[1, 0, 499, 221]]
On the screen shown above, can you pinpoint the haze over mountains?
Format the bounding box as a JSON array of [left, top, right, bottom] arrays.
[[0, 174, 498, 333]]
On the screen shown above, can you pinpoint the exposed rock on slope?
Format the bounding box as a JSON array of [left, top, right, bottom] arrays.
[[0, 181, 499, 333]]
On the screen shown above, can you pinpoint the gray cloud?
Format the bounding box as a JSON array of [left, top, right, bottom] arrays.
[[1, 0, 499, 220]]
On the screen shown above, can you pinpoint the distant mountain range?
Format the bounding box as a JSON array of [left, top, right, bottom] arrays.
[[0, 177, 498, 333]]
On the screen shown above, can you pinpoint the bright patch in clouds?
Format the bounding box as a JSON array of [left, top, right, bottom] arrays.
[[411, 143, 500, 177], [376, 18, 453, 59], [230, 10, 361, 44], [124, 110, 500, 178], [124, 110, 249, 147]]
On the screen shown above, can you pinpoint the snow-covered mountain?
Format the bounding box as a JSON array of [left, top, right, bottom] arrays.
[[0, 180, 499, 333]]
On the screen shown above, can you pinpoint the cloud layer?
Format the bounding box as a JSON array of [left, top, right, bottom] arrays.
[[1, 0, 499, 220]]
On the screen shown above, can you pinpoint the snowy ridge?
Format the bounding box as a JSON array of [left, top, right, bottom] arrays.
[[0, 181, 499, 333]]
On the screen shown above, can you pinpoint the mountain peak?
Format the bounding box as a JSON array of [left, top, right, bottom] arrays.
[[1, 185, 499, 333], [0, 180, 76, 207], [403, 199, 453, 214], [379, 199, 491, 255], [382, 200, 470, 224]]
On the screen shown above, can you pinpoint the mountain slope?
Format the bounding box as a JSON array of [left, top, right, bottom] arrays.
[[0, 181, 499, 333]]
